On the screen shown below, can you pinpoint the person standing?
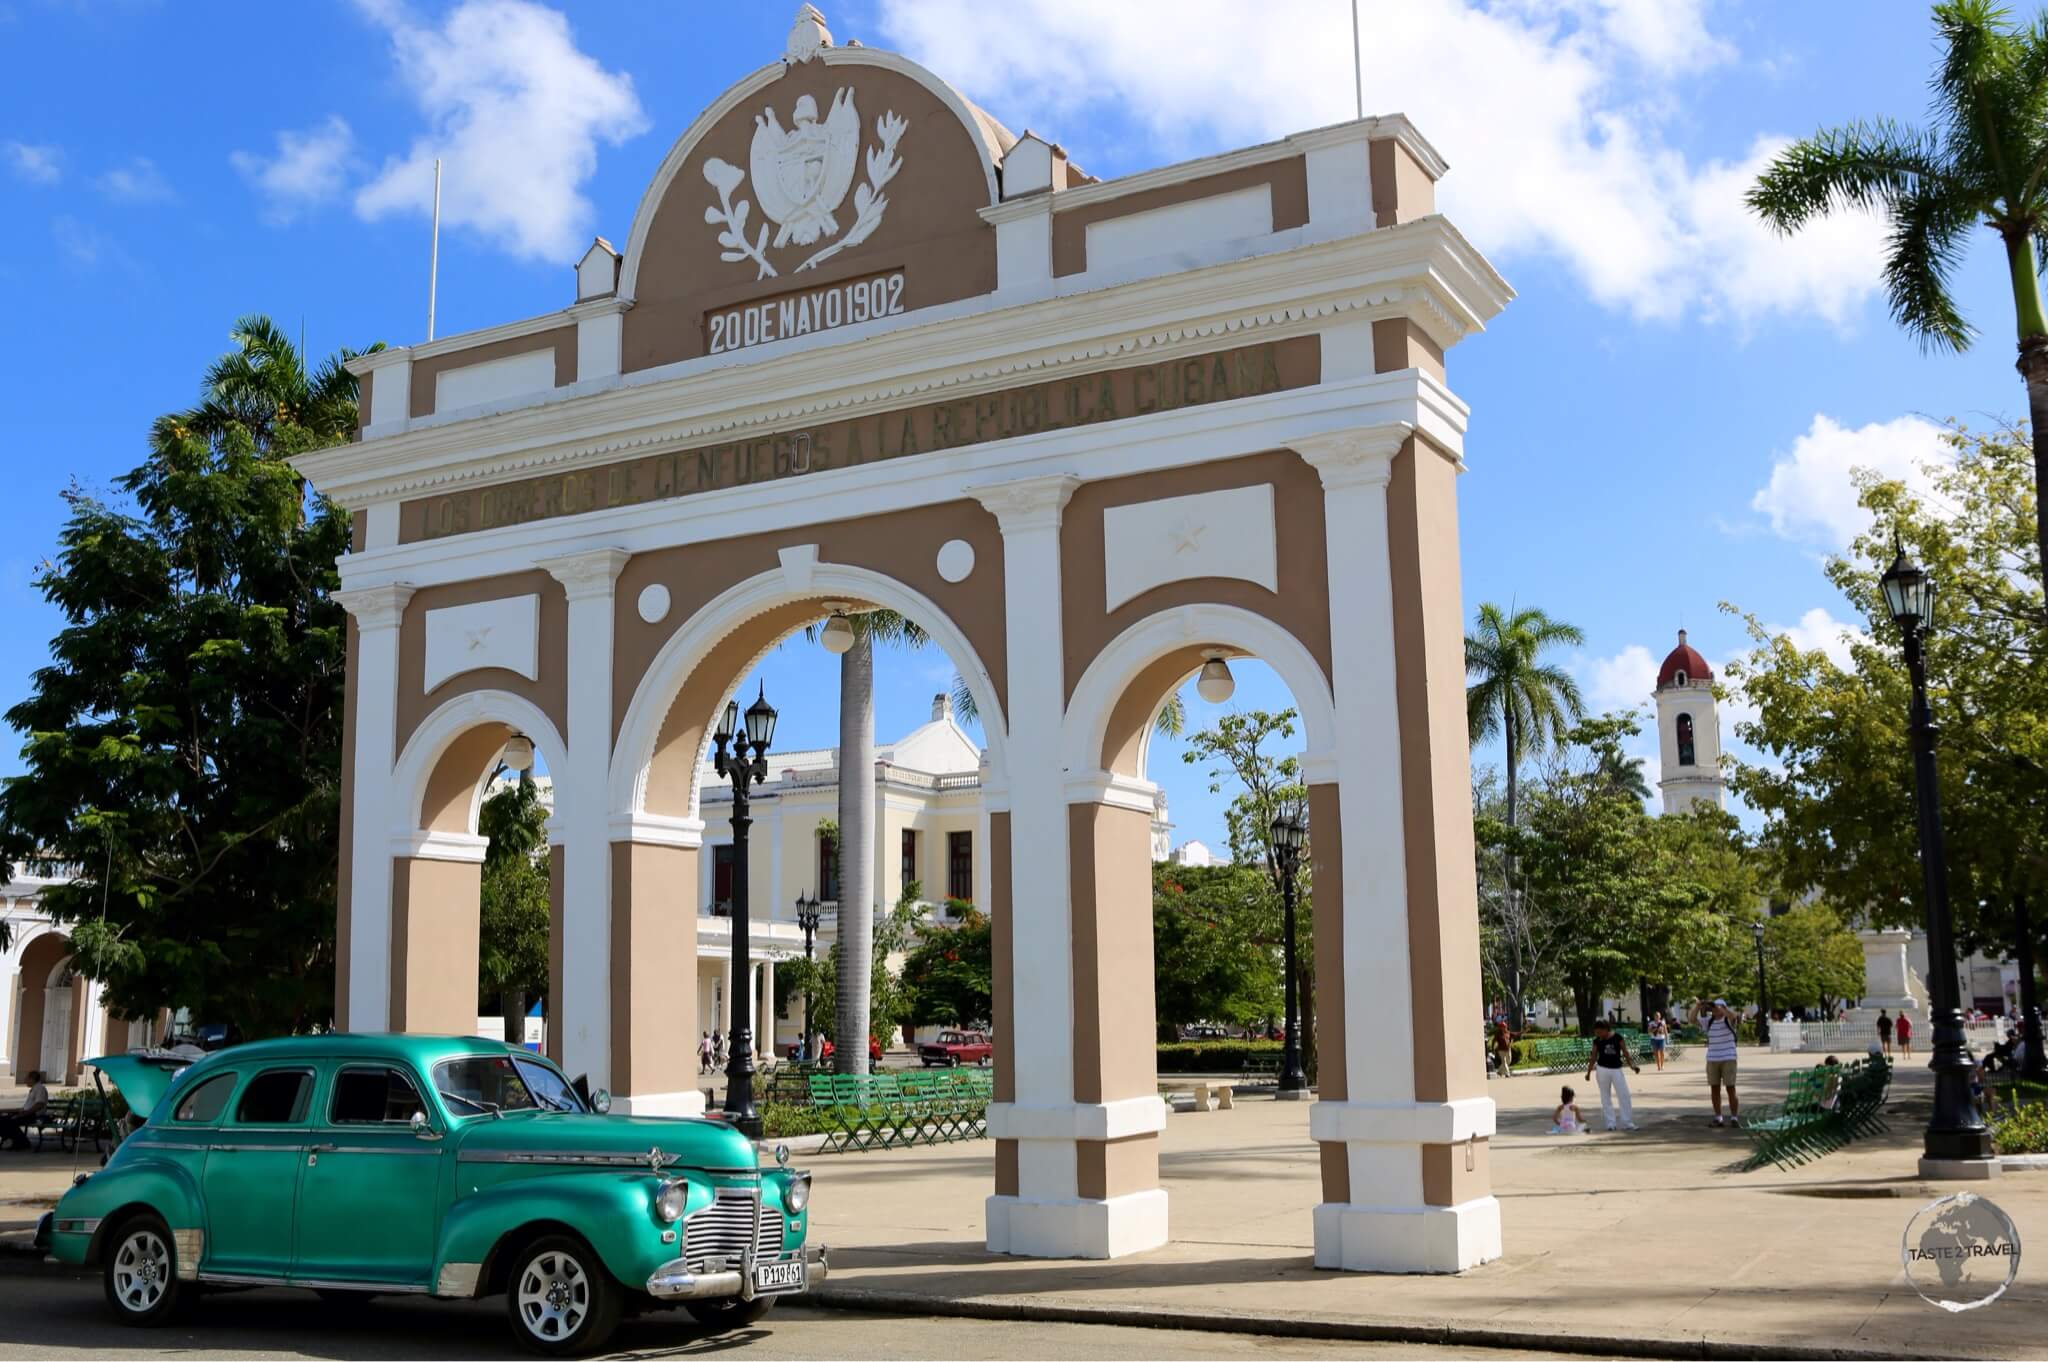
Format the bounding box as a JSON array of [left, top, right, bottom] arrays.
[[1693, 998, 1742, 1127], [1585, 1020, 1641, 1131], [1492, 1017, 1514, 1079], [1876, 1009, 1894, 1056], [1647, 1014, 1669, 1072], [1895, 1011, 1914, 1057]]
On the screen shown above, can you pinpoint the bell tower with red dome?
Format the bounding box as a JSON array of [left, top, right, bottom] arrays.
[[1654, 629, 1724, 814]]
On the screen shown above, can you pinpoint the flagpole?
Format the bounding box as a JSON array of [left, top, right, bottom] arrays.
[[1351, 0, 1363, 120], [427, 157, 442, 341]]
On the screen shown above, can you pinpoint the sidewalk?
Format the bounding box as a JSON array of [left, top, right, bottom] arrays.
[[800, 1050, 2046, 1359], [1, 1051, 2039, 1356]]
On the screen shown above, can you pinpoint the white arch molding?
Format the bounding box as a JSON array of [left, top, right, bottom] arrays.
[[390, 690, 571, 839], [1062, 604, 1337, 786], [609, 563, 1010, 820]]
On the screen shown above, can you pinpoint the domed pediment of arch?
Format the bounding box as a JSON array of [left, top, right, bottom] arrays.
[[619, 7, 1015, 373]]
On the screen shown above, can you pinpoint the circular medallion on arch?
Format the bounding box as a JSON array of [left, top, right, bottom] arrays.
[[935, 539, 976, 584], [637, 583, 672, 624]]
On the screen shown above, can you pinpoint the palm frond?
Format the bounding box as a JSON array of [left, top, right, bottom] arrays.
[[1885, 183, 1980, 350], [1747, 119, 1954, 232]]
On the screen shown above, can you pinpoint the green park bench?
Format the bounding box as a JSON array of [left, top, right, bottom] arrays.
[[807, 1069, 992, 1154], [1238, 1053, 1282, 1085], [26, 1094, 110, 1154], [1740, 1056, 1892, 1171]]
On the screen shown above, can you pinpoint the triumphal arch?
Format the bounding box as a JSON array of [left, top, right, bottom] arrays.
[[298, 7, 1511, 1273]]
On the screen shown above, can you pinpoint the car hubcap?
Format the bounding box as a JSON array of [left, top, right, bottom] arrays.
[[516, 1250, 589, 1340], [113, 1229, 170, 1312]]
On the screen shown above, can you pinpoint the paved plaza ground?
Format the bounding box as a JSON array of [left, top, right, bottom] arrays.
[[1, 1048, 2041, 1358]]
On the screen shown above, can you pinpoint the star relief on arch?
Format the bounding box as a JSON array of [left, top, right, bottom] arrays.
[[700, 86, 908, 280]]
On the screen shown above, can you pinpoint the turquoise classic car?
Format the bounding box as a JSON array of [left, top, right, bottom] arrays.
[[42, 1034, 825, 1355]]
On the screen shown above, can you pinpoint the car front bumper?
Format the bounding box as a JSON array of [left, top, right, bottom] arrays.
[[645, 1243, 828, 1300]]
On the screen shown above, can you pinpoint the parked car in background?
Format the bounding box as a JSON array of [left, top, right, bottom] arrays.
[[1178, 1024, 1230, 1041], [42, 1035, 825, 1356], [916, 1031, 992, 1067]]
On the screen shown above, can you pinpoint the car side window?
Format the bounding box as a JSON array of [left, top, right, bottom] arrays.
[[234, 1068, 313, 1125], [171, 1073, 238, 1124], [330, 1067, 426, 1125]]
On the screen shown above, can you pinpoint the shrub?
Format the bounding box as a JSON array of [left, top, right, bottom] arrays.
[[1156, 1040, 1282, 1073], [1990, 1085, 2048, 1155]]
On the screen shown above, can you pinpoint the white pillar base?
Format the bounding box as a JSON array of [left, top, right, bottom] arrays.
[[985, 1188, 1168, 1259], [612, 1089, 707, 1118], [1312, 1195, 1501, 1273]]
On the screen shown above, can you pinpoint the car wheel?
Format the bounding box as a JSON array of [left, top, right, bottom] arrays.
[[505, 1234, 621, 1357], [685, 1295, 777, 1330], [102, 1212, 185, 1326]]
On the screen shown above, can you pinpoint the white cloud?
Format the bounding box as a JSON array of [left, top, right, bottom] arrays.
[[5, 140, 61, 183], [1583, 643, 1658, 717], [96, 156, 172, 202], [1751, 413, 1949, 548], [876, 0, 1886, 329], [231, 116, 358, 224], [350, 0, 647, 262], [1771, 605, 1865, 671]]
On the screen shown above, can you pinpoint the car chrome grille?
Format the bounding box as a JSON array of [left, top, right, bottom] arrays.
[[684, 1189, 782, 1272]]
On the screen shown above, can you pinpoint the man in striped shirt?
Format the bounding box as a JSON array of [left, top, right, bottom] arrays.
[[1693, 998, 1743, 1126]]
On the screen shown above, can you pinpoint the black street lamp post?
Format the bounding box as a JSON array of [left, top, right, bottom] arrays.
[[2017, 894, 2048, 1081], [1270, 798, 1309, 1100], [1879, 545, 1994, 1167], [795, 891, 822, 1062], [1752, 921, 1769, 1047], [713, 684, 777, 1140]]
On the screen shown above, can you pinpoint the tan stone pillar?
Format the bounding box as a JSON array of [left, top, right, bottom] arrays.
[[608, 814, 703, 1115], [388, 832, 486, 1036], [1294, 427, 1499, 1274], [1065, 778, 1166, 1246]]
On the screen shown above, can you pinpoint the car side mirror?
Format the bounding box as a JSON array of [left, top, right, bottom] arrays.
[[410, 1110, 441, 1141], [591, 1089, 612, 1114]]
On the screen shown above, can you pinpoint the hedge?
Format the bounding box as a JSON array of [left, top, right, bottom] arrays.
[[1156, 1040, 1282, 1073]]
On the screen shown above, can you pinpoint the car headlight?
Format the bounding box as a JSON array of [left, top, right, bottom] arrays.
[[654, 1178, 688, 1222], [784, 1173, 810, 1214]]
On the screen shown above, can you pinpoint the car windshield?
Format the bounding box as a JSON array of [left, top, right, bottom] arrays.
[[432, 1054, 583, 1116]]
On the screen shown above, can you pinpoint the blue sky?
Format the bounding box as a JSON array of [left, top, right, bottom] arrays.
[[0, 0, 2031, 856]]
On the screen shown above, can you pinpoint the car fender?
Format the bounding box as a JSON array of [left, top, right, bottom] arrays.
[[436, 1170, 681, 1295], [57, 1155, 204, 1268]]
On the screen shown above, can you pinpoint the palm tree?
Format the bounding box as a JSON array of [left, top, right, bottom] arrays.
[[155, 314, 369, 456], [807, 609, 926, 1073], [1466, 602, 1586, 1027], [1597, 742, 1653, 804], [1748, 0, 2048, 591]]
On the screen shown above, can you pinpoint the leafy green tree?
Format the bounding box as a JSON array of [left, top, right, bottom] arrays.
[[902, 901, 992, 1029], [1182, 708, 1315, 1073], [1749, 0, 2048, 589], [1724, 424, 2047, 968], [1152, 863, 1283, 1040], [1466, 602, 1586, 1026], [1761, 903, 1868, 1017], [477, 769, 550, 1044], [0, 316, 371, 1037]]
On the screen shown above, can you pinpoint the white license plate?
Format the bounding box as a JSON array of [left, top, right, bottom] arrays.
[[754, 1260, 806, 1294]]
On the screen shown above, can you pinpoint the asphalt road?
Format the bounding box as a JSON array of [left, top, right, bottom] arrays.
[[0, 1273, 1583, 1359]]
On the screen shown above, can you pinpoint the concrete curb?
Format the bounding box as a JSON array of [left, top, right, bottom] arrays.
[[807, 1284, 1939, 1362]]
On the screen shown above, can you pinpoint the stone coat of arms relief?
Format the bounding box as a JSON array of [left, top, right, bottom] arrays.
[[699, 10, 907, 281]]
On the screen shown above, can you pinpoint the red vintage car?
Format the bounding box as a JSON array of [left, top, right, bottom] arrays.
[[917, 1030, 993, 1067]]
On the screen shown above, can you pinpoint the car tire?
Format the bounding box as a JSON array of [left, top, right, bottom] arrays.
[[505, 1233, 622, 1357], [101, 1212, 186, 1327], [684, 1295, 778, 1330]]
